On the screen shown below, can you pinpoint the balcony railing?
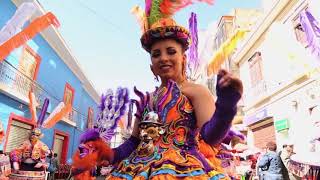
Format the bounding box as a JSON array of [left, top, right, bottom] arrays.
[[0, 60, 87, 127]]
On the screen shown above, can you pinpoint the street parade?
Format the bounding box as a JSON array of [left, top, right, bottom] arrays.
[[0, 0, 320, 179]]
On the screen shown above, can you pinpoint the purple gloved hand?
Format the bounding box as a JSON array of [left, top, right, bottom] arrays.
[[200, 70, 243, 145], [222, 129, 246, 145]]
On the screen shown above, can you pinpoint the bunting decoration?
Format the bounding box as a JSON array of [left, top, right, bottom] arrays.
[[0, 12, 60, 61], [42, 102, 72, 129], [207, 29, 248, 76], [300, 9, 320, 60], [27, 90, 72, 129]]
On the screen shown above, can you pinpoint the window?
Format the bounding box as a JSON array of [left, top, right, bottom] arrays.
[[87, 107, 94, 129], [248, 52, 263, 88], [19, 46, 41, 80], [294, 23, 308, 46], [63, 83, 75, 106]]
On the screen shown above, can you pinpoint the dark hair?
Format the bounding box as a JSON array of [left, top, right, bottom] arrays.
[[150, 38, 186, 53], [54, 153, 58, 157], [266, 141, 277, 151], [0, 150, 3, 154]]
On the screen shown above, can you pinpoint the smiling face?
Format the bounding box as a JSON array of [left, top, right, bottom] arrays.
[[150, 39, 186, 84]]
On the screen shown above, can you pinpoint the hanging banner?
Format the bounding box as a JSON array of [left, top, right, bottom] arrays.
[[0, 12, 60, 61], [300, 9, 320, 59], [0, 2, 37, 46], [207, 29, 247, 76], [0, 121, 4, 144]]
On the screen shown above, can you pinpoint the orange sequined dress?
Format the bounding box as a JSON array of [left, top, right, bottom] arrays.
[[107, 83, 228, 180]]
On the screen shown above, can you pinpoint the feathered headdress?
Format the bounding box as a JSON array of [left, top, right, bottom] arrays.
[[28, 91, 72, 137], [131, 0, 214, 52]]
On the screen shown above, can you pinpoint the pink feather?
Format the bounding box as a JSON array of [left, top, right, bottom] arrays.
[[160, 0, 214, 16], [145, 0, 152, 16]]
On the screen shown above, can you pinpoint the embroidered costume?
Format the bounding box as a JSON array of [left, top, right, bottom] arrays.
[[72, 1, 242, 179], [108, 81, 228, 179]]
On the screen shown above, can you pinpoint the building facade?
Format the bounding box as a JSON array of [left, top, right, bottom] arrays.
[[233, 0, 320, 153], [0, 0, 100, 163]]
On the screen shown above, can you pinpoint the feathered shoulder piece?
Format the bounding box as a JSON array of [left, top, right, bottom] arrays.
[[93, 87, 129, 143]]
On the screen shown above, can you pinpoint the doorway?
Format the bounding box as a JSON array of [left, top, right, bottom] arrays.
[[52, 130, 69, 164]]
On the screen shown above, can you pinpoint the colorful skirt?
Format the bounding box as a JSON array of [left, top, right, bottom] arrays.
[[106, 148, 229, 180]]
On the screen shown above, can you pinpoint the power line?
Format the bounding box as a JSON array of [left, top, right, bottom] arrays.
[[76, 0, 124, 31]]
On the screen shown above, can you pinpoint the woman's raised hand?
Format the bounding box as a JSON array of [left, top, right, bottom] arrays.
[[216, 69, 243, 108], [217, 69, 243, 96]]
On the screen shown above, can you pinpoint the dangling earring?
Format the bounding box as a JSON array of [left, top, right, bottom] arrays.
[[154, 75, 159, 82], [182, 61, 187, 80], [150, 65, 159, 82]]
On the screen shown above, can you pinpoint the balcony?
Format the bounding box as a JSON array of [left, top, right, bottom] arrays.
[[0, 60, 86, 128]]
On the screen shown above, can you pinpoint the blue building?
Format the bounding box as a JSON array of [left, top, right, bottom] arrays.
[[0, 0, 100, 163]]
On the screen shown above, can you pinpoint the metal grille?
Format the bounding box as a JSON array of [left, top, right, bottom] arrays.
[[5, 120, 32, 153], [0, 60, 87, 125]]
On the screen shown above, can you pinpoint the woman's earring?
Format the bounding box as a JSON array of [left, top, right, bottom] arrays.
[[182, 63, 187, 79], [154, 75, 159, 82]]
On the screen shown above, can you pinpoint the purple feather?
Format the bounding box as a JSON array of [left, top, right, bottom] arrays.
[[145, 91, 151, 108], [80, 129, 100, 143], [109, 87, 129, 132], [133, 86, 146, 115], [157, 80, 174, 112], [132, 99, 142, 119], [188, 12, 199, 73], [107, 95, 113, 110], [127, 100, 134, 129], [98, 94, 106, 112], [134, 86, 145, 105], [38, 98, 49, 127]]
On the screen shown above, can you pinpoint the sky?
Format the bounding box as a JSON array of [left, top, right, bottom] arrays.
[[38, 0, 262, 95]]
